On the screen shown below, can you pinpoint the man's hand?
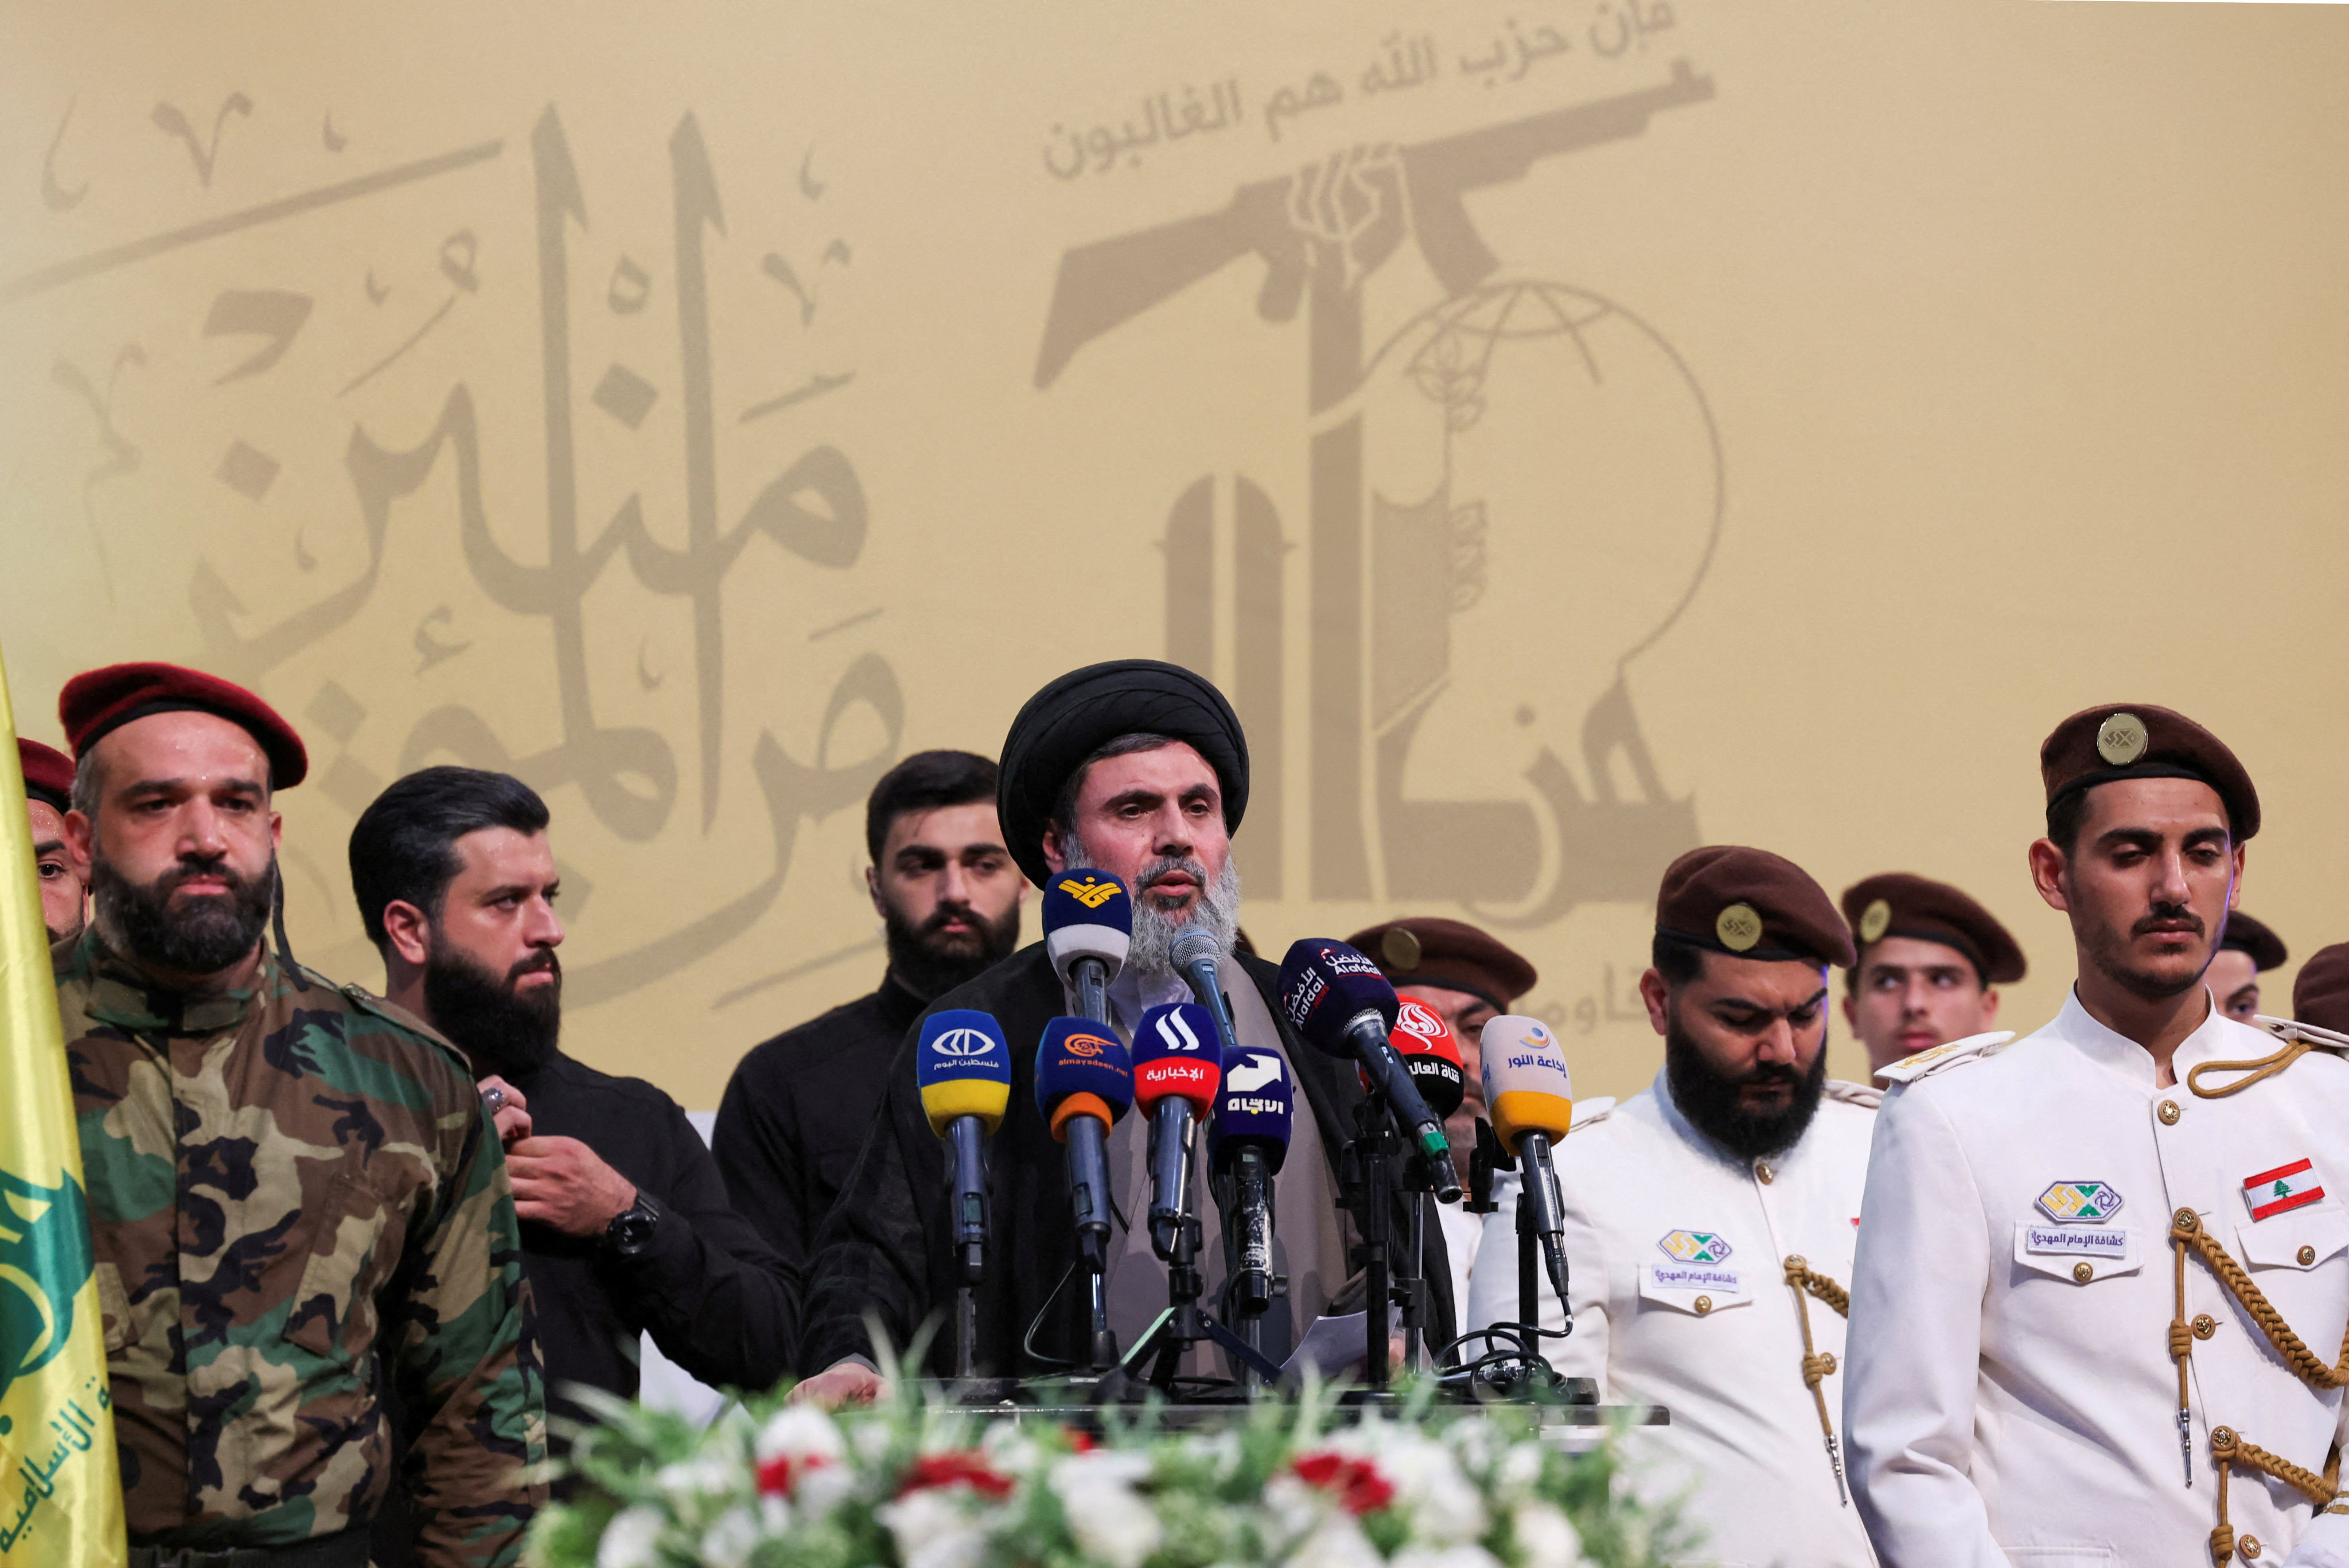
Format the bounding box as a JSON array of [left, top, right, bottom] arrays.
[[505, 1135, 636, 1238], [477, 1076, 532, 1147], [790, 1362, 885, 1409]]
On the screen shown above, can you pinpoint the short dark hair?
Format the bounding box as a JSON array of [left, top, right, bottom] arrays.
[[349, 767, 550, 952], [866, 750, 1000, 864], [1651, 931, 1709, 988], [1047, 732, 1178, 845]]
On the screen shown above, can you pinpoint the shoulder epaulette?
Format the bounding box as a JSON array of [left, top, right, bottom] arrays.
[[1567, 1095, 1617, 1133], [338, 982, 473, 1070], [1822, 1079, 1883, 1110], [1877, 1030, 2015, 1085]]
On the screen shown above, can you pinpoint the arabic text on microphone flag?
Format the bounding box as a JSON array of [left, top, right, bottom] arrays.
[[0, 642, 125, 1568]]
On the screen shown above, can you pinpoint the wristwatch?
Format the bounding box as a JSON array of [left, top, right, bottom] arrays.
[[602, 1189, 662, 1256]]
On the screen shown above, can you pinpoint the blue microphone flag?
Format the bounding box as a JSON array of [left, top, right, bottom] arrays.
[[915, 1009, 1012, 1137]]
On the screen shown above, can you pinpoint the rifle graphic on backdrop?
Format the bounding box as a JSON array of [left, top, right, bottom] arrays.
[[1037, 62, 1714, 915]]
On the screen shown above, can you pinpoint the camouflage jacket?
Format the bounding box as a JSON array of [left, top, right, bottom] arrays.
[[54, 931, 545, 1565]]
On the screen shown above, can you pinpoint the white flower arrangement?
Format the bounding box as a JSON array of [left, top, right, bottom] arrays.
[[527, 1368, 1685, 1568]]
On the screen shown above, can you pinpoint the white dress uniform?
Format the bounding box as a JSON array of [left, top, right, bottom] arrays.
[[1468, 1071, 1881, 1568], [1845, 992, 2349, 1567]]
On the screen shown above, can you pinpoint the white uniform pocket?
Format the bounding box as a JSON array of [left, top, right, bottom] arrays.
[[1638, 1261, 1751, 1316], [2237, 1199, 2349, 1272], [2012, 1221, 2140, 1284]]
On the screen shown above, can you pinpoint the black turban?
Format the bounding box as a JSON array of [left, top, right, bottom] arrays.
[[998, 659, 1249, 887]]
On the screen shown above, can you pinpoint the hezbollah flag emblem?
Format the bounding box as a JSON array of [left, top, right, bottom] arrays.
[[0, 648, 124, 1567]]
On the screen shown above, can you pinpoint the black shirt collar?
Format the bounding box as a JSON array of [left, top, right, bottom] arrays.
[[875, 969, 929, 1031]]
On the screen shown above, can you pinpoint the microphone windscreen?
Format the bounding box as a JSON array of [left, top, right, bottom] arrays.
[[1041, 871, 1132, 982], [1132, 1002, 1223, 1113], [1034, 1015, 1133, 1133], [915, 1009, 1013, 1137], [1276, 939, 1399, 1058], [1207, 1047, 1294, 1173], [1479, 1015, 1574, 1154], [1392, 998, 1466, 1120]]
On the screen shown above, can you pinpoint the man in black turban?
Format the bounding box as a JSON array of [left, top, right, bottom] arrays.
[[794, 660, 1454, 1400]]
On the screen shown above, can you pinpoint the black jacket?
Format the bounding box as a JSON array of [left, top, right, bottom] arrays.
[[800, 942, 1455, 1376], [713, 971, 926, 1283], [506, 1054, 800, 1432]]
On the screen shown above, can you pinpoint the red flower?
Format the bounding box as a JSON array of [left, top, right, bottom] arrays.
[[900, 1451, 1014, 1500], [1064, 1429, 1098, 1454], [1292, 1450, 1396, 1516], [757, 1453, 829, 1497]]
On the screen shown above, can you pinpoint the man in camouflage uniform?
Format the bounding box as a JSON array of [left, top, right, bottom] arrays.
[[50, 662, 543, 1568]]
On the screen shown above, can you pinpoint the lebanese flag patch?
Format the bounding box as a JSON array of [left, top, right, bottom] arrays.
[[2242, 1159, 2325, 1222]]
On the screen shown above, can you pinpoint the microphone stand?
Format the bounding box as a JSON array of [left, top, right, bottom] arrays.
[[1064, 955, 1117, 1373], [1217, 1148, 1281, 1389], [947, 1118, 988, 1382], [1338, 1097, 1401, 1394], [1113, 1193, 1281, 1395]]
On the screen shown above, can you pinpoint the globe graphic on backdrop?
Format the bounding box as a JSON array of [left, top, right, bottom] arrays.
[[1350, 279, 1721, 922]]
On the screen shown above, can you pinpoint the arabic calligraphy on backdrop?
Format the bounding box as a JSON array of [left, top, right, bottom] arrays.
[[1042, 1, 1679, 179], [10, 97, 899, 1007]]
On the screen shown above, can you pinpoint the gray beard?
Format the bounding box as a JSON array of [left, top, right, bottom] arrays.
[[1065, 839, 1241, 985]]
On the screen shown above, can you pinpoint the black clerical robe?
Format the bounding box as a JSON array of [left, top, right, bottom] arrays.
[[800, 942, 1456, 1377]]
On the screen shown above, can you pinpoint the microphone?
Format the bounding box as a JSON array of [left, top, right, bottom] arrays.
[[1042, 871, 1132, 1024], [1170, 928, 1243, 1056], [1209, 1047, 1294, 1323], [1034, 1016, 1133, 1262], [1133, 1003, 1223, 1259], [1479, 1014, 1576, 1315], [1390, 998, 1466, 1122], [1276, 939, 1463, 1202], [914, 1009, 1013, 1285]]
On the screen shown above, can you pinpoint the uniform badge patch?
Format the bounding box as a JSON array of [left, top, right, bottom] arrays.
[[2243, 1159, 2325, 1222], [1658, 1230, 1733, 1264], [2036, 1181, 2125, 1223]]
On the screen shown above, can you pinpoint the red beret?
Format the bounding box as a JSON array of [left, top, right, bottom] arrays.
[[2292, 942, 2349, 1035], [2218, 910, 2287, 972], [59, 662, 307, 789], [2040, 704, 2257, 841], [1657, 845, 1855, 969], [1841, 872, 2026, 986], [1345, 916, 1538, 1011], [16, 738, 74, 812]]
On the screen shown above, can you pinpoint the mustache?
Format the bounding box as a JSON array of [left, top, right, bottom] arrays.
[[1135, 856, 1207, 893], [158, 853, 249, 896], [919, 902, 979, 936], [2133, 905, 2205, 938], [508, 948, 560, 984]]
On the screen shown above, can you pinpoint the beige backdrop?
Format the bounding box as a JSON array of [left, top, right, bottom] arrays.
[[4, 1, 2346, 1110]]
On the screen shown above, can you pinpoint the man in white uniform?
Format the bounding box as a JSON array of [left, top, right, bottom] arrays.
[[1847, 704, 2349, 1567], [1469, 845, 1879, 1568], [1840, 872, 2025, 1083]]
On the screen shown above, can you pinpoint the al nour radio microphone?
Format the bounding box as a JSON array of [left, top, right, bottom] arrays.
[[1042, 870, 1132, 1025], [1035, 1016, 1133, 1372], [1109, 1003, 1280, 1396], [1479, 1014, 1577, 1337], [1207, 1045, 1293, 1381], [914, 1009, 1014, 1378]]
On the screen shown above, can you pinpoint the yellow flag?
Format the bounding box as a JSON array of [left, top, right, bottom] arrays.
[[0, 647, 125, 1567]]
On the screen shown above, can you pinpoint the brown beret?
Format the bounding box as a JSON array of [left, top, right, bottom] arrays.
[[60, 662, 307, 789], [1345, 916, 1537, 1012], [2293, 943, 2349, 1035], [1657, 845, 1855, 969], [1841, 872, 2025, 986], [16, 738, 74, 812], [2040, 704, 2257, 841], [2219, 910, 2287, 972]]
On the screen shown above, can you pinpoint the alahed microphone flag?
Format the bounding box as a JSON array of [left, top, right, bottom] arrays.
[[0, 643, 126, 1567]]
